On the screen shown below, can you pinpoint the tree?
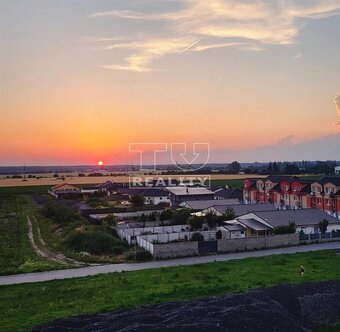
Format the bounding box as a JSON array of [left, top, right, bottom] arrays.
[[148, 212, 156, 222], [227, 161, 241, 174], [187, 215, 203, 230], [102, 214, 116, 228], [140, 213, 147, 225], [160, 209, 173, 222], [205, 211, 217, 229], [273, 161, 279, 174], [130, 195, 145, 208], [172, 209, 191, 225], [216, 229, 222, 239], [223, 207, 235, 221], [319, 219, 329, 233]]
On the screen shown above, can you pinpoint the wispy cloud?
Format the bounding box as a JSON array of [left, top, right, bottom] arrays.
[[90, 0, 340, 72], [334, 93, 340, 130]]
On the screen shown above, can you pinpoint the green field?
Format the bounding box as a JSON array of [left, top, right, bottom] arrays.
[[0, 195, 64, 275], [0, 250, 339, 331], [209, 178, 244, 189]]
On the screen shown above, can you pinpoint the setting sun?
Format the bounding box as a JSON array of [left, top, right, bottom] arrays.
[[97, 161, 104, 166]]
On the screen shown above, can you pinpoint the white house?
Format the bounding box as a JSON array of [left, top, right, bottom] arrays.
[[335, 166, 340, 175], [237, 209, 340, 235]]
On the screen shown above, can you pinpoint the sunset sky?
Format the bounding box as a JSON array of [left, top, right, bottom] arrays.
[[1, 0, 340, 166]]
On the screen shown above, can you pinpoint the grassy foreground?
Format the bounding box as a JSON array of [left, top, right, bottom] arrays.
[[0, 250, 339, 331]]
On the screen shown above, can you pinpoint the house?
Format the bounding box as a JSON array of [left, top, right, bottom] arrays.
[[309, 177, 340, 218], [236, 217, 272, 237], [180, 199, 240, 210], [48, 183, 80, 199], [166, 186, 214, 206], [219, 223, 246, 239], [203, 203, 276, 217], [117, 187, 170, 205], [335, 166, 340, 175], [213, 188, 243, 201], [80, 186, 100, 195], [237, 209, 340, 235], [243, 176, 340, 218]]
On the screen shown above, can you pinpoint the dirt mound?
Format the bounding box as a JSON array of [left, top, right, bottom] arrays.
[[31, 280, 340, 332]]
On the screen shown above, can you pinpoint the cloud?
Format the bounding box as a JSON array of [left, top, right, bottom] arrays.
[[334, 93, 340, 129], [90, 0, 340, 72], [100, 37, 199, 72], [276, 135, 298, 146], [335, 94, 340, 115]]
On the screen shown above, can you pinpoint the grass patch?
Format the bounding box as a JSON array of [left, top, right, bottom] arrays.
[[0, 195, 64, 275], [0, 250, 339, 331], [210, 179, 244, 189]]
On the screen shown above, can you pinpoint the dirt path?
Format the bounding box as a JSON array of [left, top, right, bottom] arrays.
[[27, 215, 86, 266]]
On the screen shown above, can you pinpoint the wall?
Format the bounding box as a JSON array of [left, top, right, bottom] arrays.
[[217, 234, 299, 253], [152, 241, 198, 258]]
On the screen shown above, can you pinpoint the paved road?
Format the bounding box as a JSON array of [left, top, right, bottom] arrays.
[[1, 242, 339, 286]]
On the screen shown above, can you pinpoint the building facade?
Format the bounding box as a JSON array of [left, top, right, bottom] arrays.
[[243, 176, 340, 219]]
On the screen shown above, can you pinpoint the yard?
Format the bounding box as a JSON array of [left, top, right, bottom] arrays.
[[0, 250, 339, 331]]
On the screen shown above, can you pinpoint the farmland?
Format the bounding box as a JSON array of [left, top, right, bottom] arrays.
[[0, 173, 266, 188]]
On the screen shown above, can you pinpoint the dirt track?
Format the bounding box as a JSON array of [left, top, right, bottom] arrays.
[[26, 215, 86, 266]]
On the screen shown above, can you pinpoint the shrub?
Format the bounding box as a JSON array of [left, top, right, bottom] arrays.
[[41, 202, 80, 225], [187, 215, 203, 230], [319, 219, 329, 233], [124, 249, 153, 262], [273, 221, 296, 235], [216, 230, 222, 239], [160, 209, 173, 221], [191, 232, 204, 241], [130, 195, 145, 207], [86, 198, 108, 208], [65, 231, 128, 255], [171, 209, 191, 225]]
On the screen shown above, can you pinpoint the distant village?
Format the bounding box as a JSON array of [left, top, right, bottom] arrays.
[[48, 167, 340, 259]]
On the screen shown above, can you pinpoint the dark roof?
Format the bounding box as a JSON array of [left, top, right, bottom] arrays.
[[223, 224, 245, 231], [181, 199, 240, 210], [210, 203, 276, 217], [265, 175, 297, 183], [214, 188, 243, 199], [118, 187, 169, 197], [238, 218, 272, 231], [253, 209, 340, 227], [299, 184, 311, 193], [140, 188, 169, 197], [319, 177, 340, 186]]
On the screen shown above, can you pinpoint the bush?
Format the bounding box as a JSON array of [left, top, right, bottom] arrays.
[[160, 209, 173, 221], [187, 215, 203, 230], [191, 232, 204, 241], [41, 202, 80, 225], [65, 231, 128, 255], [216, 230, 222, 239], [172, 209, 191, 225], [86, 198, 108, 208], [124, 249, 153, 262], [273, 221, 296, 235]]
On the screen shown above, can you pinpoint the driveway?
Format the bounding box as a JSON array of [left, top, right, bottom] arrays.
[[1, 242, 339, 286]]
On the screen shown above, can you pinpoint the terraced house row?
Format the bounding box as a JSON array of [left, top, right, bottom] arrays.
[[243, 176, 340, 219]]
